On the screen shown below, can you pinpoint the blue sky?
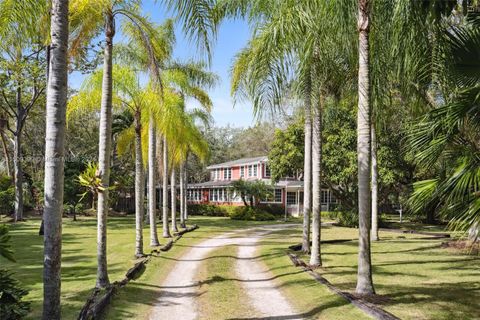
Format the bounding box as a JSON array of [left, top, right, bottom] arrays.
[[71, 1, 256, 128]]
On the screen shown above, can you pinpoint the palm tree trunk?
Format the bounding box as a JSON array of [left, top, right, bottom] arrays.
[[134, 111, 144, 257], [356, 0, 375, 295], [371, 123, 379, 241], [309, 98, 322, 267], [162, 136, 171, 238], [95, 12, 115, 288], [148, 116, 160, 246], [302, 86, 313, 253], [0, 130, 11, 177], [179, 162, 186, 228], [42, 1, 68, 318], [184, 160, 188, 221], [171, 167, 178, 232], [13, 131, 23, 221]]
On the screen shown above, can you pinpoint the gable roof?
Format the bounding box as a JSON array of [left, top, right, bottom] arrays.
[[206, 156, 268, 170]]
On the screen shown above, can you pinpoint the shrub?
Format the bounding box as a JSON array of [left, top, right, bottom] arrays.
[[0, 188, 14, 215], [257, 203, 284, 216], [0, 269, 31, 319], [321, 211, 338, 220], [229, 206, 275, 221], [187, 204, 229, 217], [0, 225, 30, 319], [336, 211, 359, 228]]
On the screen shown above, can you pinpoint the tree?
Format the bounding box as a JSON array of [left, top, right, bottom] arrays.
[[0, 0, 48, 222], [68, 0, 176, 288], [408, 13, 480, 241], [230, 179, 270, 207], [42, 0, 69, 318], [355, 0, 375, 295], [268, 121, 304, 183]]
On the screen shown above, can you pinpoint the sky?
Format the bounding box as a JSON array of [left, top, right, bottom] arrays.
[[71, 1, 256, 128]]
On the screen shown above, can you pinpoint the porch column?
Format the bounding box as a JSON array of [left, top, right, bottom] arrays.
[[327, 189, 330, 212], [296, 189, 300, 216]]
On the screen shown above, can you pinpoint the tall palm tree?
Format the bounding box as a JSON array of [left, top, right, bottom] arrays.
[[162, 136, 171, 238], [69, 66, 151, 259], [148, 117, 160, 245], [229, 0, 355, 266], [170, 166, 178, 232], [356, 0, 375, 295], [42, 0, 69, 318], [302, 81, 312, 253], [69, 0, 178, 287], [371, 123, 379, 241]]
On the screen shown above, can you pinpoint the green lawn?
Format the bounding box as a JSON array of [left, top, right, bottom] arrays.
[[0, 215, 281, 319], [258, 225, 480, 320], [1, 216, 479, 320]]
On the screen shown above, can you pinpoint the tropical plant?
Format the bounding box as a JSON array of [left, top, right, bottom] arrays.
[[408, 13, 480, 242], [0, 0, 49, 222], [0, 225, 30, 319]]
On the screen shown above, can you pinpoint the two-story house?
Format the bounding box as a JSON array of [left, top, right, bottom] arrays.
[[186, 156, 336, 217]]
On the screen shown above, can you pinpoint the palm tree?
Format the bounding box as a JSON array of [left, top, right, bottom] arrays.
[[371, 123, 379, 241], [42, 0, 69, 318], [228, 0, 355, 266], [170, 166, 178, 232], [69, 66, 153, 259], [355, 0, 375, 295], [408, 13, 480, 241], [69, 0, 179, 287], [302, 85, 312, 253], [162, 136, 171, 238], [148, 117, 160, 246]]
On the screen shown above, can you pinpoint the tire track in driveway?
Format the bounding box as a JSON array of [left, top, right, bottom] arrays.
[[148, 224, 301, 320]]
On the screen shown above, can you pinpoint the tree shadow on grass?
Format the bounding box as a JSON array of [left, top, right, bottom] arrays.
[[226, 298, 349, 320], [379, 281, 480, 318]]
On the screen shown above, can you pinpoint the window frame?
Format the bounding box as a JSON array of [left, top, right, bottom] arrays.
[[274, 188, 282, 203]]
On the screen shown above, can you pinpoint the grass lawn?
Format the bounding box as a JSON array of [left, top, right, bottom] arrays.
[[1, 215, 479, 320], [0, 215, 283, 319], [258, 225, 480, 320]]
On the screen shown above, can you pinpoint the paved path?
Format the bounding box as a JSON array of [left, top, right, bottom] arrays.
[[148, 225, 302, 320]]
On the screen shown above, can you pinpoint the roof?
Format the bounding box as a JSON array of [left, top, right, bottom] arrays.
[[206, 156, 268, 170], [187, 180, 235, 188], [187, 179, 306, 189]]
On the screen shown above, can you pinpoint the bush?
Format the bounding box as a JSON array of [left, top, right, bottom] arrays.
[[0, 225, 30, 319], [0, 269, 31, 319], [332, 211, 388, 228], [336, 211, 359, 228], [257, 203, 284, 216], [187, 204, 229, 217], [0, 188, 14, 215], [229, 206, 275, 221], [321, 211, 338, 220]]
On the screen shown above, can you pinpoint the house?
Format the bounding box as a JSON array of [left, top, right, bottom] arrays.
[[186, 156, 337, 217]]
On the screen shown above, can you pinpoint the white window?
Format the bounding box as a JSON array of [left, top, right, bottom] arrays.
[[248, 165, 252, 177], [321, 190, 329, 204], [224, 168, 232, 180], [240, 166, 245, 178], [287, 192, 297, 205], [253, 164, 257, 177], [264, 164, 271, 177], [274, 189, 282, 203]]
